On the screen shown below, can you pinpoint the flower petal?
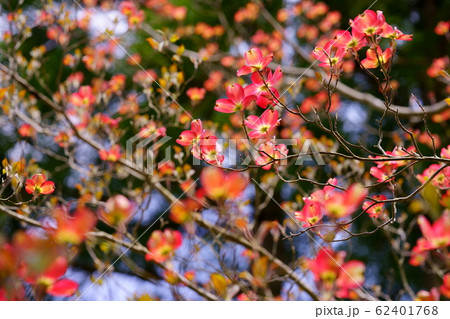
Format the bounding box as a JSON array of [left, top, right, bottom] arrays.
[[32, 174, 46, 187], [47, 279, 78, 297], [214, 98, 236, 113], [25, 180, 36, 194], [226, 83, 244, 104], [42, 256, 68, 281], [40, 181, 55, 194], [177, 130, 196, 146], [244, 48, 263, 66], [236, 65, 253, 77]]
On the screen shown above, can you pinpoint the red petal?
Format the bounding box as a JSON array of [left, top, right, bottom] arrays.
[[333, 30, 352, 48], [214, 99, 236, 113], [361, 58, 378, 69], [245, 48, 263, 66], [177, 130, 196, 146], [226, 83, 244, 104], [244, 115, 260, 129], [225, 172, 248, 199], [170, 230, 183, 248], [200, 167, 225, 200], [260, 54, 274, 69], [261, 109, 279, 126], [98, 150, 108, 160], [73, 207, 97, 235], [236, 65, 253, 77], [32, 174, 46, 187], [42, 256, 68, 281], [190, 119, 203, 136], [47, 279, 78, 297], [40, 181, 55, 194], [242, 95, 256, 108], [25, 180, 36, 194], [417, 216, 435, 242]]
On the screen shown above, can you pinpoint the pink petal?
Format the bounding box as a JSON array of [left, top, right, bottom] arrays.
[[242, 95, 256, 108], [226, 83, 244, 104], [47, 279, 78, 297], [244, 115, 260, 129], [25, 180, 36, 194], [177, 130, 196, 146], [32, 174, 46, 187], [190, 119, 203, 136], [261, 109, 279, 126], [244, 48, 263, 66], [40, 181, 55, 194], [237, 65, 253, 77], [260, 54, 274, 69], [214, 99, 236, 113]]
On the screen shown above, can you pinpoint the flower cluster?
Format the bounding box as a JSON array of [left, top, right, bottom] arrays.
[[217, 48, 286, 169], [145, 229, 183, 263], [416, 146, 450, 189], [362, 195, 388, 219], [119, 1, 145, 29], [308, 248, 365, 300], [144, 0, 187, 21], [177, 119, 224, 165], [2, 0, 449, 302], [313, 10, 412, 73], [177, 48, 288, 170], [236, 48, 282, 110], [409, 211, 450, 266], [0, 232, 79, 300], [369, 146, 416, 183], [295, 178, 367, 226]]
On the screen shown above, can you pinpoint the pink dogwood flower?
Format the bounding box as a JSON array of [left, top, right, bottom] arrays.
[[237, 48, 273, 77], [350, 10, 385, 36], [245, 66, 283, 108], [244, 109, 280, 140], [214, 83, 256, 113], [381, 23, 413, 41], [333, 29, 367, 51], [312, 42, 346, 67], [361, 46, 393, 69], [177, 119, 205, 147], [255, 141, 288, 170]]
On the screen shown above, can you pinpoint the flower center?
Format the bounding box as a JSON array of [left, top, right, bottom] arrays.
[[260, 125, 270, 133], [365, 27, 377, 35], [348, 39, 358, 48], [330, 57, 339, 65]]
